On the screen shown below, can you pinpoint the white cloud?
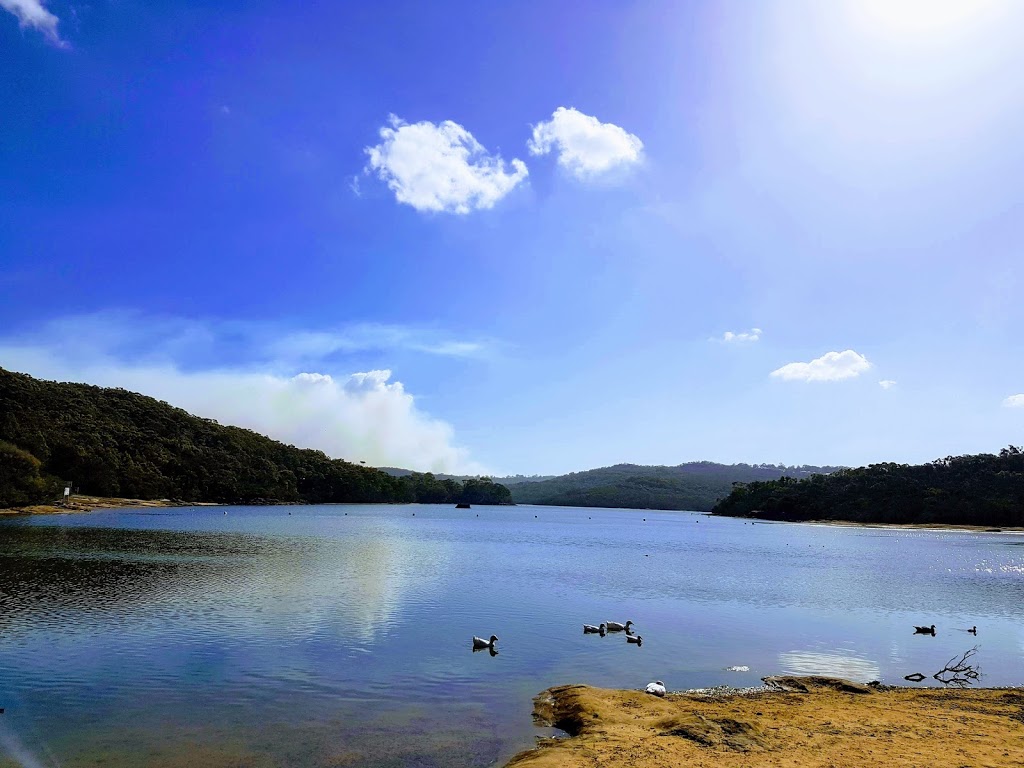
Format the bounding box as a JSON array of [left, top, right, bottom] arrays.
[[5, 312, 492, 367], [528, 107, 643, 179], [1, 0, 64, 45], [365, 115, 527, 214], [770, 350, 872, 382], [715, 328, 762, 344], [268, 326, 487, 361], [1003, 394, 1024, 408], [879, 379, 897, 389], [0, 315, 491, 473]]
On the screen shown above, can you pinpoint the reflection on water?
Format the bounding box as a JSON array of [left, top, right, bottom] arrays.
[[778, 650, 881, 681], [1, 504, 1023, 767]]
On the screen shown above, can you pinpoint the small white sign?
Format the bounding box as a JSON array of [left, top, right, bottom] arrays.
[[64, 487, 71, 497]]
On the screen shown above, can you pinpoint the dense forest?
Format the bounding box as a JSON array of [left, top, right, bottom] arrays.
[[712, 448, 1024, 527], [0, 368, 511, 508], [507, 461, 843, 511]]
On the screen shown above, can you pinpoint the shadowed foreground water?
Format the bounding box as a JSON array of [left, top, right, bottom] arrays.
[[1, 504, 1022, 767]]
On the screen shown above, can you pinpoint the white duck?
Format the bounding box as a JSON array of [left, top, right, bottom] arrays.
[[626, 634, 643, 646], [645, 680, 666, 697], [583, 623, 606, 634], [472, 635, 498, 650], [605, 620, 634, 632]]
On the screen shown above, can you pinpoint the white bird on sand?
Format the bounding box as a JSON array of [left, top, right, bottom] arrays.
[[583, 623, 606, 634], [626, 634, 643, 646], [473, 635, 498, 650], [645, 681, 666, 696], [605, 620, 634, 632]]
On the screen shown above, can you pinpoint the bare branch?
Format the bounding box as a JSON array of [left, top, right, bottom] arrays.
[[932, 646, 982, 688]]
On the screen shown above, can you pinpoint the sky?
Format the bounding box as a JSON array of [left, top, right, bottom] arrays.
[[2, 0, 1023, 475]]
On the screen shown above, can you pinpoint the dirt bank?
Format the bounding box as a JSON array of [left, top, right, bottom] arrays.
[[0, 495, 214, 516], [506, 676, 1024, 767]]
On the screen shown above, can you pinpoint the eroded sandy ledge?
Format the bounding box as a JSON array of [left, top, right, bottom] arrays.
[[505, 676, 1024, 767], [0, 495, 216, 515]]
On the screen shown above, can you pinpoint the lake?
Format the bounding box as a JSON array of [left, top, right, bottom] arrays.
[[1, 504, 1022, 767]]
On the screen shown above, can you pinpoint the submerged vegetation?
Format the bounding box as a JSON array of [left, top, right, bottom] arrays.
[[0, 367, 511, 508], [712, 448, 1024, 527], [508, 461, 842, 512]]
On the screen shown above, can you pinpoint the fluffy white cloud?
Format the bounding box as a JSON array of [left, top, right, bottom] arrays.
[[1003, 394, 1024, 408], [770, 350, 872, 382], [716, 328, 762, 344], [879, 379, 897, 389], [0, 315, 490, 473], [1, 0, 64, 45], [528, 107, 643, 179], [365, 115, 528, 214]]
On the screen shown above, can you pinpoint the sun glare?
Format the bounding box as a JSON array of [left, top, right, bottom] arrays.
[[853, 0, 1006, 39]]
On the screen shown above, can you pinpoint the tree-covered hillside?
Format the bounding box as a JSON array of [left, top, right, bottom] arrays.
[[509, 461, 843, 511], [0, 368, 511, 507], [377, 468, 556, 485], [711, 448, 1024, 527]]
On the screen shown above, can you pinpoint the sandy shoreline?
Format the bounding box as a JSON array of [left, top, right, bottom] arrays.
[[801, 519, 1024, 533], [0, 495, 217, 516], [505, 676, 1024, 767]]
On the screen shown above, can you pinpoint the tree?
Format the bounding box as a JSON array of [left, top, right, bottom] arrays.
[[0, 441, 53, 507]]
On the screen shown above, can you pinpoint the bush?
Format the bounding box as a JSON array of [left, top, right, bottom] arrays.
[[0, 441, 52, 507]]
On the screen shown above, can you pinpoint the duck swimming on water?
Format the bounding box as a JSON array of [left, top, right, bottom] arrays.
[[472, 635, 498, 650], [605, 620, 634, 632], [583, 623, 606, 635], [626, 634, 643, 646], [913, 624, 936, 635]]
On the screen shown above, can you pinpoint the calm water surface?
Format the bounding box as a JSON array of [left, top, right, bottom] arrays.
[[1, 504, 1023, 767]]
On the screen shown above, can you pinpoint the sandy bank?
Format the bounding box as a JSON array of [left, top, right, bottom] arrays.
[[803, 519, 1024, 533], [0, 495, 216, 516], [505, 676, 1024, 767]]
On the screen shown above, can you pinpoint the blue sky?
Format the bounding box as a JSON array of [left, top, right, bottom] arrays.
[[2, 0, 1023, 474]]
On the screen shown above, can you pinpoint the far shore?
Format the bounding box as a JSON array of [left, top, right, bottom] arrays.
[[800, 518, 1024, 533], [0, 495, 219, 516], [505, 676, 1024, 767]]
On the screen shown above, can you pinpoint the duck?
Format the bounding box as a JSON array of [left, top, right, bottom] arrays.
[[968, 626, 978, 634], [583, 623, 606, 635], [605, 620, 634, 632], [645, 681, 666, 697], [626, 634, 643, 646], [913, 624, 936, 634], [472, 635, 499, 650]]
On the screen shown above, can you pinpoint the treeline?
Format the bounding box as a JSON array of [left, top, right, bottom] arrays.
[[0, 368, 511, 508], [712, 448, 1024, 527], [509, 461, 843, 511]]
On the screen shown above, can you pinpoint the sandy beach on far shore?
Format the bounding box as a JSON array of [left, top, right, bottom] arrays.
[[0, 495, 216, 516]]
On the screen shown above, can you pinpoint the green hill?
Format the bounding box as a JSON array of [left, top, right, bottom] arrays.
[[507, 461, 842, 511], [711, 448, 1024, 527], [377, 468, 556, 485], [0, 367, 511, 507]]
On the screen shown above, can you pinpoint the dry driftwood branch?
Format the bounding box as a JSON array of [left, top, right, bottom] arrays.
[[932, 646, 982, 688]]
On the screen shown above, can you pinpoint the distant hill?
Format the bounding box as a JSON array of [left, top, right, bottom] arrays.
[[0, 368, 511, 508], [506, 461, 843, 511], [711, 449, 1024, 527], [378, 467, 556, 485]]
